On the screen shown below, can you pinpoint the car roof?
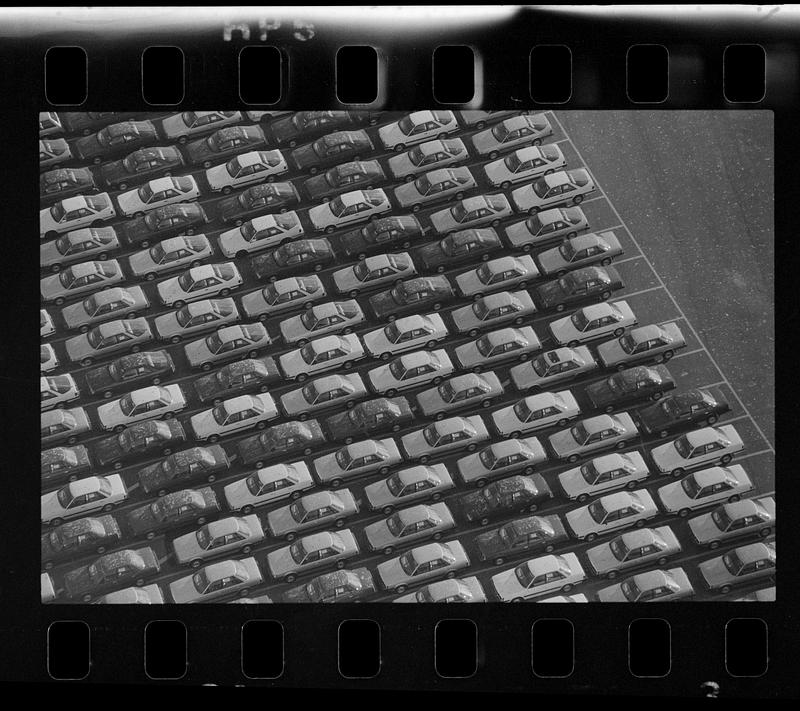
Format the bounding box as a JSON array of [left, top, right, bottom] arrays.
[[202, 559, 246, 581], [363, 252, 405, 268], [216, 324, 250, 341], [396, 466, 441, 485], [630, 569, 676, 589], [434, 417, 473, 436], [618, 528, 663, 548], [395, 314, 432, 331], [221, 394, 262, 413], [501, 114, 539, 131], [460, 195, 493, 211], [513, 145, 546, 161], [236, 151, 271, 168], [68, 261, 104, 279], [162, 488, 205, 507], [311, 301, 352, 318], [311, 373, 351, 390], [732, 542, 774, 564], [299, 490, 341, 509], [66, 477, 107, 497], [722, 497, 770, 519], [691, 467, 733, 487], [483, 327, 524, 345], [483, 255, 523, 272], [629, 324, 667, 343], [206, 517, 249, 538], [346, 439, 386, 458], [579, 414, 622, 433], [580, 302, 618, 319], [120, 351, 168, 371], [423, 579, 469, 599], [508, 516, 551, 536], [591, 452, 634, 471], [598, 491, 639, 511], [487, 438, 535, 457], [524, 554, 564, 575], [395, 504, 436, 526], [96, 549, 145, 570], [424, 167, 464, 183], [58, 516, 110, 538], [127, 386, 164, 405], [399, 350, 435, 368], [408, 542, 449, 564], [480, 291, 519, 308], [491, 475, 532, 495], [448, 372, 487, 390], [59, 195, 92, 211], [147, 176, 181, 192], [684, 428, 730, 447], [309, 334, 347, 351], [273, 276, 311, 294], [299, 531, 340, 551]]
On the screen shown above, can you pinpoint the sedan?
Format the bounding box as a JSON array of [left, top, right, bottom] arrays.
[[185, 125, 267, 168], [218, 211, 303, 259], [534, 266, 624, 312], [367, 349, 454, 397], [184, 323, 271, 370], [63, 317, 152, 364], [586, 526, 682, 579], [376, 541, 470, 595], [415, 227, 503, 273], [454, 326, 542, 372], [378, 110, 457, 151], [387, 138, 468, 182], [471, 113, 553, 158], [549, 300, 638, 347], [281, 373, 368, 420], [484, 144, 566, 188], [42, 475, 128, 526], [656, 465, 754, 516], [511, 169, 596, 214], [456, 437, 548, 487], [364, 313, 448, 360], [475, 514, 569, 566], [279, 334, 365, 382], [505, 206, 590, 250], [536, 230, 624, 277], [364, 503, 456, 555], [393, 166, 476, 211], [637, 387, 730, 438], [193, 356, 281, 404], [282, 568, 377, 604], [510, 346, 596, 394], [170, 558, 263, 603], [452, 290, 537, 338], [332, 252, 417, 297], [340, 215, 425, 259], [42, 515, 123, 570], [394, 577, 487, 603], [689, 496, 775, 548], [323, 396, 414, 443], [41, 407, 91, 447], [206, 149, 288, 192], [128, 234, 213, 281], [41, 444, 92, 485], [250, 238, 335, 281], [597, 322, 687, 369], [292, 130, 374, 174], [490, 552, 585, 602], [456, 255, 540, 298], [597, 567, 694, 602], [40, 167, 97, 205], [401, 415, 490, 464], [265, 530, 360, 584], [369, 276, 454, 321], [492, 391, 581, 438], [64, 547, 160, 602], [157, 262, 243, 308], [219, 182, 301, 225], [303, 160, 386, 202], [93, 419, 186, 469], [565, 490, 659, 541], [117, 203, 208, 249], [558, 451, 650, 502], [98, 145, 186, 191], [40, 194, 116, 240], [548, 412, 639, 463], [416, 372, 503, 419], [137, 446, 230, 496], [41, 309, 55, 338], [154, 298, 240, 344], [41, 227, 121, 274], [127, 487, 221, 537], [650, 425, 744, 477], [266, 489, 359, 540], [40, 137, 72, 171], [271, 110, 370, 147], [190, 393, 279, 442], [459, 474, 553, 525], [61, 111, 145, 136], [116, 176, 200, 217], [308, 188, 391, 233], [41, 374, 79, 411], [698, 541, 776, 594], [279, 299, 365, 345], [312, 438, 403, 488], [96, 384, 187, 432], [584, 365, 676, 413], [172, 515, 266, 567], [73, 119, 159, 163], [457, 110, 523, 129], [364, 463, 455, 514], [237, 420, 326, 468], [40, 259, 124, 305], [39, 111, 63, 137], [430, 194, 513, 235], [223, 461, 315, 514], [241, 275, 326, 321], [161, 111, 242, 142]]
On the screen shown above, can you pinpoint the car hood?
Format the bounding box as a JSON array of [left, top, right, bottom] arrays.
[[548, 430, 580, 457], [535, 280, 566, 307], [471, 130, 497, 154], [93, 434, 125, 465], [369, 290, 399, 315], [461, 490, 491, 518], [698, 557, 732, 587], [291, 144, 317, 170]]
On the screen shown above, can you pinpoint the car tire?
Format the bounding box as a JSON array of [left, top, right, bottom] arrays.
[[575, 493, 589, 504], [419, 455, 429, 464], [720, 584, 732, 594], [201, 363, 212, 372], [80, 357, 93, 367], [471, 365, 483, 374], [615, 440, 627, 450], [385, 389, 397, 398], [479, 517, 490, 526], [82, 593, 93, 602], [50, 518, 63, 527], [481, 399, 493, 409], [706, 414, 718, 425], [190, 559, 203, 569], [612, 327, 625, 338], [573, 195, 584, 205], [343, 361, 354, 371], [567, 454, 579, 463], [336, 560, 347, 570], [473, 292, 484, 300], [394, 143, 405, 152], [501, 181, 512, 190], [720, 454, 733, 465], [467, 443, 477, 452], [395, 585, 407, 594], [113, 424, 126, 434], [475, 478, 488, 488], [330, 478, 342, 488], [208, 435, 219, 444], [663, 350, 674, 361], [309, 167, 319, 175], [286, 533, 296, 542], [348, 289, 360, 298], [606, 570, 618, 580], [651, 391, 664, 401], [527, 503, 539, 514], [528, 207, 540, 216], [600, 290, 611, 301], [434, 412, 445, 421], [468, 328, 479, 338], [586, 533, 597, 542], [494, 557, 505, 566], [285, 574, 296, 584]]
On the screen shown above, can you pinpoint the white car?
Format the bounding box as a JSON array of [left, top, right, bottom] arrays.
[[154, 298, 240, 343], [40, 227, 121, 273], [656, 465, 754, 516], [96, 384, 187, 432], [265, 530, 360, 584], [453, 326, 542, 372], [172, 515, 266, 567], [312, 438, 403, 488], [41, 343, 59, 373], [61, 286, 149, 332], [586, 526, 683, 578], [378, 110, 457, 151], [452, 290, 538, 338], [565, 490, 659, 541], [363, 313, 448, 360], [157, 262, 243, 307], [206, 150, 288, 192], [308, 189, 391, 234], [241, 275, 326, 320], [548, 412, 640, 463], [223, 461, 315, 514], [332, 252, 417, 297], [430, 194, 513, 235], [510, 345, 596, 393], [416, 372, 504, 419], [281, 373, 367, 419], [471, 113, 553, 158], [364, 502, 456, 555], [279, 299, 365, 345], [279, 333, 365, 381], [393, 166, 476, 211], [95, 584, 165, 605], [218, 211, 303, 258], [456, 437, 548, 487], [40, 194, 116, 239], [505, 206, 590, 251], [455, 255, 540, 298], [387, 138, 468, 181], [492, 391, 581, 438], [161, 110, 242, 142], [394, 577, 487, 603], [538, 594, 589, 603], [484, 144, 566, 188], [190, 393, 279, 442], [266, 489, 359, 540], [367, 349, 454, 397], [688, 496, 775, 548], [649, 425, 744, 477], [549, 300, 637, 347], [169, 557, 263, 603], [400, 415, 490, 463], [490, 553, 586, 602], [39, 111, 63, 137], [558, 451, 650, 502], [376, 541, 470, 594], [128, 234, 212, 281], [116, 176, 200, 217], [511, 169, 596, 214], [41, 309, 55, 338], [40, 260, 125, 306], [41, 475, 128, 526], [364, 463, 455, 514], [536, 230, 624, 277], [41, 374, 79, 411]]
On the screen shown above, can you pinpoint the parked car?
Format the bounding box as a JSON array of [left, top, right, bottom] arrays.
[[649, 425, 744, 477], [584, 365, 676, 413], [656, 465, 754, 516], [41, 343, 58, 373], [475, 514, 569, 566], [218, 211, 303, 259], [172, 515, 266, 567], [456, 437, 548, 487], [393, 166, 476, 211], [549, 300, 637, 347], [116, 176, 200, 218], [597, 567, 694, 602], [459, 474, 553, 525], [94, 419, 187, 469], [223, 461, 315, 514], [401, 415, 490, 464], [484, 144, 566, 188], [154, 298, 240, 344], [42, 573, 57, 603], [40, 137, 72, 171], [64, 547, 160, 602], [364, 463, 455, 514], [363, 313, 448, 360], [698, 541, 775, 594], [279, 299, 365, 345], [308, 188, 392, 233], [266, 489, 359, 540], [251, 238, 335, 281], [41, 475, 128, 526], [116, 203, 208, 248], [688, 496, 775, 548], [271, 110, 369, 147], [61, 111, 145, 136], [40, 259, 124, 306], [511, 169, 596, 214], [636, 387, 730, 438], [41, 374, 79, 411], [279, 334, 365, 382], [453, 326, 542, 372], [61, 287, 149, 333], [451, 290, 537, 337], [457, 110, 526, 130], [312, 438, 403, 488], [157, 262, 243, 308], [565, 490, 659, 541], [490, 553, 585, 602], [41, 309, 55, 338], [184, 323, 270, 370], [96, 384, 187, 433], [127, 490, 218, 542], [534, 266, 624, 313], [322, 396, 413, 442], [586, 526, 682, 579], [42, 515, 123, 570], [237, 420, 326, 468], [378, 110, 457, 151], [265, 530, 360, 584], [430, 194, 513, 235], [85, 350, 175, 398], [536, 230, 623, 277], [292, 130, 375, 174], [455, 255, 540, 299], [137, 445, 231, 496], [282, 568, 377, 603], [504, 206, 589, 250], [558, 451, 650, 502], [367, 349, 454, 397], [364, 502, 456, 555], [304, 160, 386, 202], [416, 372, 503, 420], [492, 391, 581, 438], [73, 119, 159, 163], [128, 234, 213, 281], [41, 445, 92, 485], [189, 393, 278, 442], [161, 111, 242, 142], [40, 167, 97, 205], [281, 373, 369, 420], [99, 145, 186, 191], [369, 276, 455, 321], [547, 412, 639, 463], [340, 215, 425, 259], [40, 194, 116, 240], [218, 182, 300, 224], [471, 113, 553, 158], [387, 138, 468, 182], [332, 252, 417, 297], [185, 125, 267, 168], [241, 275, 325, 321], [193, 356, 281, 404], [41, 407, 91, 447], [597, 322, 687, 369], [376, 541, 469, 594], [394, 576, 487, 603], [169, 557, 263, 603], [510, 346, 596, 394]]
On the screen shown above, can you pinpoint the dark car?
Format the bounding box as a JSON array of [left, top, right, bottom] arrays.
[[117, 203, 208, 248], [271, 110, 373, 147], [291, 130, 375, 174], [415, 228, 503, 273], [40, 167, 98, 205], [303, 160, 387, 202], [584, 365, 676, 413], [369, 275, 454, 321], [218, 182, 301, 225], [60, 112, 145, 136], [251, 238, 335, 282], [42, 515, 122, 570], [533, 266, 624, 312], [340, 215, 424, 260], [184, 125, 267, 168], [137, 445, 230, 496], [474, 514, 569, 566], [127, 487, 220, 538], [324, 397, 414, 443], [41, 445, 92, 486], [237, 420, 326, 468], [459, 474, 553, 526], [636, 387, 730, 438], [98, 146, 186, 191], [281, 567, 377, 603], [85, 350, 176, 398], [94, 419, 187, 469], [193, 356, 282, 404], [63, 547, 160, 601], [73, 119, 159, 164]]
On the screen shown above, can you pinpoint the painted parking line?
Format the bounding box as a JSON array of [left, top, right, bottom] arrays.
[[549, 111, 774, 454]]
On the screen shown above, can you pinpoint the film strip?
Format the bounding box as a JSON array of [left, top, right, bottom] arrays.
[[0, 5, 794, 695]]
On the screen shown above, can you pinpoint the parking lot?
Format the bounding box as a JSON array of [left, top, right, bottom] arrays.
[[40, 109, 774, 604]]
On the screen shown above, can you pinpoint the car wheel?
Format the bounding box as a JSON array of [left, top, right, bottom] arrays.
[[190, 559, 203, 569], [500, 181, 512, 191], [303, 447, 312, 456], [80, 357, 94, 367], [286, 533, 296, 542], [298, 412, 310, 423], [567, 454, 579, 463], [468, 328, 479, 338], [488, 150, 499, 160], [522, 243, 534, 253], [600, 290, 611, 301], [419, 455, 430, 464], [720, 454, 733, 465], [130, 345, 141, 354], [467, 443, 477, 452], [479, 517, 490, 526], [343, 361, 354, 371], [201, 363, 212, 372], [509, 430, 522, 440], [241, 505, 254, 515], [527, 503, 539, 514], [394, 143, 405, 152], [173, 300, 186, 309], [544, 544, 556, 554], [83, 593, 93, 602], [330, 478, 342, 488], [49, 518, 63, 527], [290, 490, 303, 500], [728, 493, 741, 504], [475, 478, 487, 488], [494, 557, 505, 566], [285, 574, 296, 584], [113, 424, 126, 434], [471, 365, 483, 374], [395, 585, 407, 594], [256, 420, 268, 431], [720, 585, 732, 595], [336, 560, 347, 570], [309, 167, 319, 175], [325, 225, 336, 235], [156, 488, 167, 497], [576, 493, 589, 504], [473, 292, 484, 300], [586, 533, 597, 542], [573, 195, 583, 205], [209, 435, 220, 444], [606, 570, 618, 580], [445, 571, 457, 580], [528, 207, 540, 216], [385, 389, 397, 398], [481, 399, 493, 409]]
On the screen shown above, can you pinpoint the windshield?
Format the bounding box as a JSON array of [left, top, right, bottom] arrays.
[[609, 537, 629, 561], [571, 311, 589, 330], [681, 476, 701, 498], [570, 423, 589, 445], [300, 344, 316, 364], [476, 263, 494, 285], [559, 241, 575, 259], [195, 527, 211, 549], [415, 175, 432, 194], [513, 401, 531, 420], [514, 564, 534, 587], [335, 449, 352, 469], [587, 500, 607, 523], [674, 437, 692, 458], [476, 336, 493, 357], [397, 116, 415, 135], [722, 552, 742, 575], [192, 570, 209, 593], [580, 463, 598, 484], [388, 360, 406, 379], [618, 334, 637, 354], [245, 474, 263, 496], [177, 271, 196, 290], [399, 552, 417, 575], [504, 153, 521, 171], [386, 475, 404, 498], [621, 579, 641, 601], [532, 179, 549, 198], [711, 507, 732, 531], [50, 203, 66, 221], [408, 146, 426, 166], [328, 197, 346, 217], [491, 123, 509, 141], [478, 449, 496, 469], [386, 515, 403, 537], [531, 356, 549, 377], [118, 394, 136, 417], [438, 382, 455, 402]]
